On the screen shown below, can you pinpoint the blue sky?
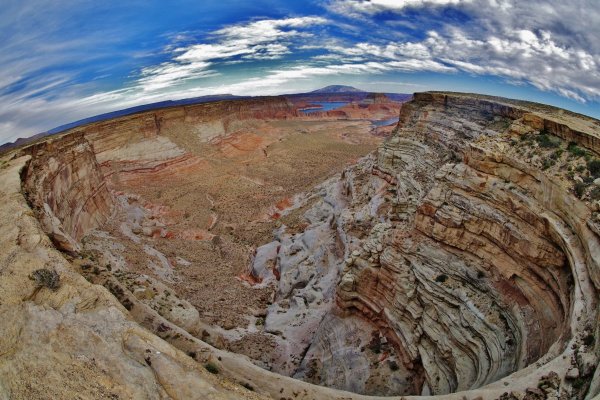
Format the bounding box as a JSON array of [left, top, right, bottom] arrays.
[[1, 0, 599, 144]]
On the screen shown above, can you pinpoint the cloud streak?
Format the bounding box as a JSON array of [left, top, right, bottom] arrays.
[[136, 17, 327, 93], [327, 0, 473, 16]]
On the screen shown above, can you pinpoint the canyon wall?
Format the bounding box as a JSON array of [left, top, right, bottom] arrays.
[[18, 96, 299, 246], [20, 132, 114, 251], [257, 92, 599, 397]]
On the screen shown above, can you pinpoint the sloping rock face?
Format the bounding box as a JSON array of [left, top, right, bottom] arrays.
[[1, 92, 598, 400], [20, 132, 114, 252], [0, 156, 268, 400], [81, 96, 299, 183], [255, 92, 599, 397], [340, 96, 574, 393]]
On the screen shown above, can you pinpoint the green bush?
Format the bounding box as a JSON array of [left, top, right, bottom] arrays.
[[575, 182, 588, 198], [568, 142, 587, 157], [204, 362, 219, 374], [542, 159, 555, 170], [588, 159, 600, 177], [535, 134, 560, 148], [550, 149, 563, 159]]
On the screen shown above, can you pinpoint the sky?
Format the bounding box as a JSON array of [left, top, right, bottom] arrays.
[[0, 0, 599, 145]]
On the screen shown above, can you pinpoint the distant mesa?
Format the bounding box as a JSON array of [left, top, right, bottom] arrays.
[[310, 85, 365, 93], [363, 92, 389, 104]]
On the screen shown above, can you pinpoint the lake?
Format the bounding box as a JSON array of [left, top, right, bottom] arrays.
[[299, 101, 348, 114], [372, 117, 399, 127]]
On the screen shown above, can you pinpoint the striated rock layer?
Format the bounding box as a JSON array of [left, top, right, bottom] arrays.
[[0, 93, 598, 399], [255, 92, 600, 397]]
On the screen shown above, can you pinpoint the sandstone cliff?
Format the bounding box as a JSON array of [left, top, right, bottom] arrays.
[[255, 92, 600, 398]]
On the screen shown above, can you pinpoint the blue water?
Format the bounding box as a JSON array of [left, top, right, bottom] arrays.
[[299, 101, 348, 114], [372, 117, 399, 127]]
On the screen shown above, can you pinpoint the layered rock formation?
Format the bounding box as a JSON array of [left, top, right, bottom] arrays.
[[253, 92, 600, 397], [0, 92, 598, 400], [20, 132, 114, 252]]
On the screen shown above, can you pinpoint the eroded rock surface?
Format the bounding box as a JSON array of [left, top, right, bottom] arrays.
[[0, 92, 598, 400], [253, 92, 600, 398]]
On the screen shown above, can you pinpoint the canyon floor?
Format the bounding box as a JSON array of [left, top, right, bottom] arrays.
[[90, 118, 388, 339]]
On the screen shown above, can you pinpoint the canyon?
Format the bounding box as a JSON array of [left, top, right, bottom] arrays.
[[0, 91, 598, 400]]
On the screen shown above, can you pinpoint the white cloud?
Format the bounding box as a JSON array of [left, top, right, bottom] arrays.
[[213, 17, 327, 42], [135, 16, 327, 93], [328, 0, 473, 16], [320, 2, 600, 103]]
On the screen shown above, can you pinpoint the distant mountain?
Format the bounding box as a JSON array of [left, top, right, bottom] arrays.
[[311, 85, 364, 93], [0, 132, 50, 153]]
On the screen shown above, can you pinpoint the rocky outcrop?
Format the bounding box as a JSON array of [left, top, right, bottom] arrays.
[[254, 92, 599, 397], [20, 133, 114, 251], [364, 93, 390, 104], [0, 155, 266, 400]]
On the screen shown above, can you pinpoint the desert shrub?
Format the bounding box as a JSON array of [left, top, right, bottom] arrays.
[[435, 274, 448, 283], [30, 269, 60, 290], [590, 187, 600, 201], [204, 362, 219, 374], [568, 142, 587, 157], [241, 382, 254, 391], [449, 152, 461, 163], [575, 182, 588, 198], [367, 333, 382, 354], [535, 133, 560, 148], [550, 149, 563, 159], [388, 360, 400, 371], [542, 159, 555, 170], [587, 159, 600, 177], [582, 333, 595, 347]]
